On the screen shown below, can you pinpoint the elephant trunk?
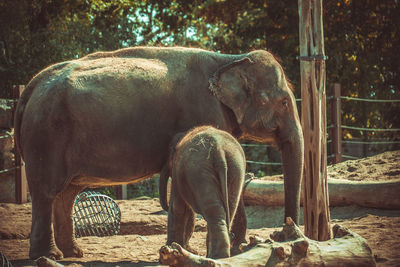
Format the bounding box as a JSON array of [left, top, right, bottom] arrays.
[[280, 121, 304, 225]]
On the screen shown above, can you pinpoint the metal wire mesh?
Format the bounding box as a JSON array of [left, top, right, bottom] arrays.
[[0, 251, 12, 267], [73, 191, 121, 238]]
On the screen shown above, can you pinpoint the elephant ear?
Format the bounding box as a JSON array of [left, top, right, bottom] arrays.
[[209, 57, 254, 124]]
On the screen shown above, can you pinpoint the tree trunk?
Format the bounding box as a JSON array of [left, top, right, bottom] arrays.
[[243, 178, 400, 209], [298, 0, 331, 240], [159, 218, 376, 267]]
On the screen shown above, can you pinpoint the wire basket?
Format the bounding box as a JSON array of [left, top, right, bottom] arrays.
[[0, 251, 12, 267], [73, 191, 121, 238]]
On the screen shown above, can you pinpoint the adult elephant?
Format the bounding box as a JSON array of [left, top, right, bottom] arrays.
[[14, 46, 304, 260]]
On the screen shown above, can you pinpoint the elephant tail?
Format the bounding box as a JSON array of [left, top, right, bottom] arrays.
[[216, 151, 230, 230], [159, 163, 170, 211]]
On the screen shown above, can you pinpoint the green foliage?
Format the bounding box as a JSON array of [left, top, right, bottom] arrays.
[[127, 176, 159, 199], [0, 0, 398, 179], [94, 186, 117, 199], [323, 0, 400, 141], [88, 177, 159, 200], [242, 143, 282, 176]]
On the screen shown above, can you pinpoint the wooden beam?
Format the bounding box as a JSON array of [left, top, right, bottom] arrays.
[[243, 178, 400, 209], [298, 0, 331, 240], [330, 83, 342, 164], [115, 185, 128, 200], [12, 85, 28, 204]]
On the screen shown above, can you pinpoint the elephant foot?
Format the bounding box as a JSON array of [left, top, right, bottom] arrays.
[[29, 245, 64, 260], [159, 242, 215, 267], [184, 244, 199, 255], [58, 242, 84, 258], [230, 242, 247, 256]]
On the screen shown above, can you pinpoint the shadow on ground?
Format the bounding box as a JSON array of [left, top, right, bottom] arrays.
[[246, 205, 400, 228], [11, 259, 162, 267]]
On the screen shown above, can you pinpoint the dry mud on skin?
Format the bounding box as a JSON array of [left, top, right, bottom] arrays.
[[1, 150, 400, 266]]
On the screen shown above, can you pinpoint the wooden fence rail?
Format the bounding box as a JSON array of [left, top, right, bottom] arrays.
[[330, 83, 342, 164], [245, 82, 399, 168], [13, 85, 27, 203]]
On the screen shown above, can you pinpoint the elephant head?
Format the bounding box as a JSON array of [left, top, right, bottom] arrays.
[[209, 51, 304, 224]]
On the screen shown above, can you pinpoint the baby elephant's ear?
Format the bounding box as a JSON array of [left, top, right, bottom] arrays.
[[209, 57, 254, 124]]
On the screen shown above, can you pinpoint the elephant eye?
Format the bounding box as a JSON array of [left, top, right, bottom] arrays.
[[282, 99, 289, 108], [260, 92, 269, 105]]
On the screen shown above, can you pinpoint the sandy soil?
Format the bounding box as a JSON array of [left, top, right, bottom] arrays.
[[1, 150, 399, 266]]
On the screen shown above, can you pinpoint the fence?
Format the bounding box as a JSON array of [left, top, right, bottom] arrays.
[[243, 83, 400, 174], [0, 85, 27, 203], [328, 84, 400, 162]]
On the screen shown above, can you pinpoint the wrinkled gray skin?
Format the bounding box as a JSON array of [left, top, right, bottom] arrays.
[[14, 46, 304, 260], [163, 126, 246, 259]]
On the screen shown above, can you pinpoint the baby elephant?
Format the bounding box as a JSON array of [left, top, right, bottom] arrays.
[[165, 126, 246, 259]]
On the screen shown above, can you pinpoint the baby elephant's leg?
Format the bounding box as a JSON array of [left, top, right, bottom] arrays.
[[183, 209, 196, 246], [187, 168, 231, 259], [230, 197, 247, 255], [203, 203, 231, 259], [167, 181, 195, 249]]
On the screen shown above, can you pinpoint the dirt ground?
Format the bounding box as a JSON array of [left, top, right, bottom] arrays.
[[1, 150, 399, 266]]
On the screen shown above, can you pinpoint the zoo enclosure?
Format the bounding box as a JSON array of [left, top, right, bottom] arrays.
[[243, 83, 400, 174], [0, 85, 26, 203], [1, 84, 399, 202]]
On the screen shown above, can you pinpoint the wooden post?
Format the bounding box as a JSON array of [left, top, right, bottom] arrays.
[[12, 85, 28, 204], [331, 83, 342, 164], [298, 0, 331, 240], [115, 185, 127, 200]]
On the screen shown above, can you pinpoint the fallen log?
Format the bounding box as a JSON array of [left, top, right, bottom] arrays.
[[159, 217, 376, 267], [36, 256, 65, 267], [244, 178, 400, 209]]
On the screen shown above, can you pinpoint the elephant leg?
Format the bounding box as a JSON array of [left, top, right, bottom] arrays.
[[186, 170, 231, 259], [53, 183, 85, 258], [167, 182, 194, 249], [183, 210, 195, 246], [230, 197, 247, 255], [25, 133, 73, 260], [197, 187, 230, 259], [203, 205, 231, 259], [29, 193, 62, 260]]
